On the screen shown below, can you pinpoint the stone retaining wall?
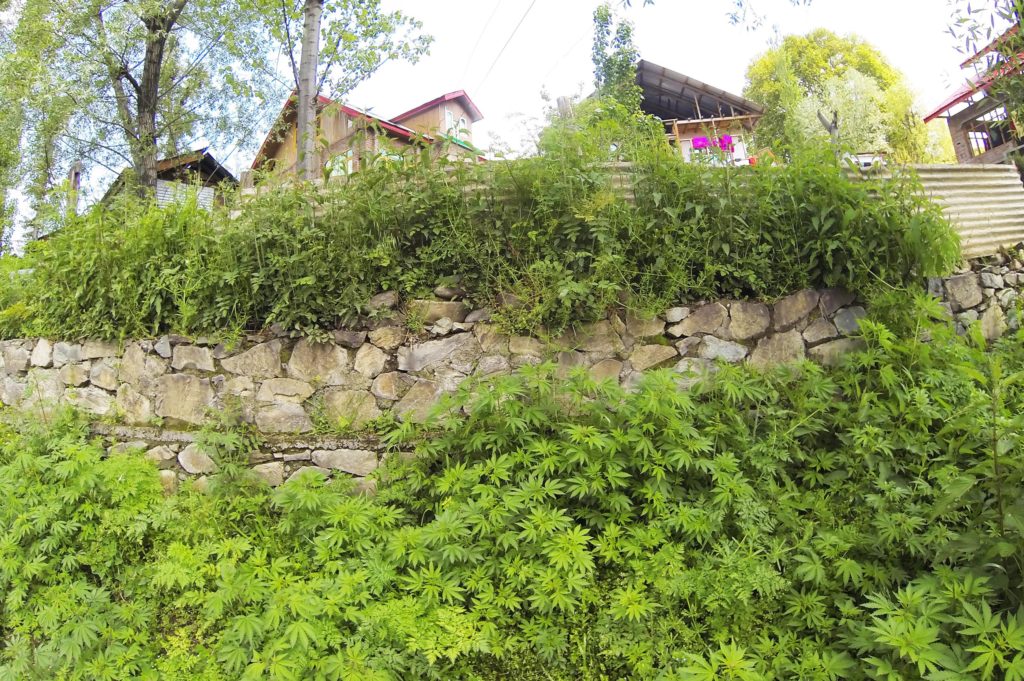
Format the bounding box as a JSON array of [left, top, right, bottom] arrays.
[[1, 256, 1020, 490]]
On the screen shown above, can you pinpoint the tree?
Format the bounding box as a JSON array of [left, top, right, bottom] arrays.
[[264, 0, 431, 180], [724, 0, 813, 29], [0, 0, 284, 218], [950, 0, 1024, 121], [744, 29, 927, 161], [0, 1, 79, 244], [0, 0, 430, 244], [619, 0, 812, 25], [925, 120, 956, 164], [592, 3, 641, 111], [0, 7, 26, 252], [792, 71, 888, 152], [296, 0, 325, 181]]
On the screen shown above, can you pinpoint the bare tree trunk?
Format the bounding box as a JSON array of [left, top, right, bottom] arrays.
[[297, 0, 324, 181]]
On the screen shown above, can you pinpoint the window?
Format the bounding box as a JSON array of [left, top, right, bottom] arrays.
[[444, 109, 469, 141], [965, 106, 1012, 157], [326, 149, 356, 176], [968, 129, 992, 156]]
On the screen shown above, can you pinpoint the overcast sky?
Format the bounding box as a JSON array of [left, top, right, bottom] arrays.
[[294, 0, 972, 162]]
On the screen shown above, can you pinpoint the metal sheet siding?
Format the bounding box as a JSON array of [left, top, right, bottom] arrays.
[[908, 165, 1024, 259], [156, 180, 214, 210]]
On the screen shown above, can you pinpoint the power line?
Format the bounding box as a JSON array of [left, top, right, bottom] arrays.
[[541, 28, 590, 85], [462, 0, 505, 81], [475, 0, 539, 92]]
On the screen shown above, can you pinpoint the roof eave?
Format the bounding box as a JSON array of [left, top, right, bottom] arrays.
[[636, 59, 764, 116], [392, 90, 484, 124]]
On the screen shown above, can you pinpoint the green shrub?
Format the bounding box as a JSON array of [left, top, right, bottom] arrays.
[[0, 255, 31, 338], [0, 99, 958, 339], [3, 298, 1024, 679]]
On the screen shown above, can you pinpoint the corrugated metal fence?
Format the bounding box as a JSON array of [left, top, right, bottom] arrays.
[[905, 164, 1024, 259]]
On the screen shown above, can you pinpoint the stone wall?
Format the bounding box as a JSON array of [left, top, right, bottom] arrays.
[[1, 257, 1020, 491], [932, 259, 1021, 338]]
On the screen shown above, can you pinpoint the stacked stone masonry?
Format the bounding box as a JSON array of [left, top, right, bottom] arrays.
[[1, 257, 1019, 489]]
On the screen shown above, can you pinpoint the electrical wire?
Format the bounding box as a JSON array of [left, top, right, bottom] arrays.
[[541, 28, 590, 85], [462, 0, 505, 80], [474, 0, 539, 92]]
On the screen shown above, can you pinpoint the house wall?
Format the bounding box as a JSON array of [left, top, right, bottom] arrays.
[[673, 122, 755, 165], [398, 101, 475, 145], [259, 109, 428, 180], [259, 120, 301, 176], [947, 116, 1016, 165], [155, 181, 215, 209], [947, 117, 973, 164], [946, 96, 1016, 165], [257, 108, 357, 177]]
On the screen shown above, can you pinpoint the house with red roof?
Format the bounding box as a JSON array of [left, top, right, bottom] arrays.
[[925, 26, 1023, 165], [250, 90, 483, 180]]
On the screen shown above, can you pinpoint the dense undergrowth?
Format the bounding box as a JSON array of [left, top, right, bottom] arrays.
[[0, 100, 958, 339], [2, 295, 1023, 680]]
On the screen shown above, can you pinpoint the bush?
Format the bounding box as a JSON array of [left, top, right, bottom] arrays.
[[0, 99, 958, 339], [2, 297, 1023, 679]]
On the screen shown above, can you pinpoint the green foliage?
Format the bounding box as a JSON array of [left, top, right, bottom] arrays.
[[744, 29, 929, 161], [951, 1, 1024, 124], [0, 102, 958, 339], [0, 256, 31, 337], [262, 0, 431, 99], [632, 143, 959, 302], [3, 299, 1024, 678], [592, 3, 642, 111], [0, 0, 291, 206], [792, 71, 889, 153]]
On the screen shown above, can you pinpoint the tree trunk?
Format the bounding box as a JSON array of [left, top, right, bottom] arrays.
[[297, 0, 324, 182], [136, 29, 169, 194], [134, 0, 188, 195]]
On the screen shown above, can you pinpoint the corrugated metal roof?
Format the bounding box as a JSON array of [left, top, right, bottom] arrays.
[[636, 59, 763, 121]]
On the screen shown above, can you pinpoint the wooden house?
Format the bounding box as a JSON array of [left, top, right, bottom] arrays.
[[391, 90, 483, 147], [103, 148, 237, 208], [925, 26, 1023, 165], [250, 90, 483, 181], [636, 59, 763, 165]]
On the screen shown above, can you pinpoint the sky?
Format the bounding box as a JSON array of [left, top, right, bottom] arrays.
[[302, 0, 972, 162]]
